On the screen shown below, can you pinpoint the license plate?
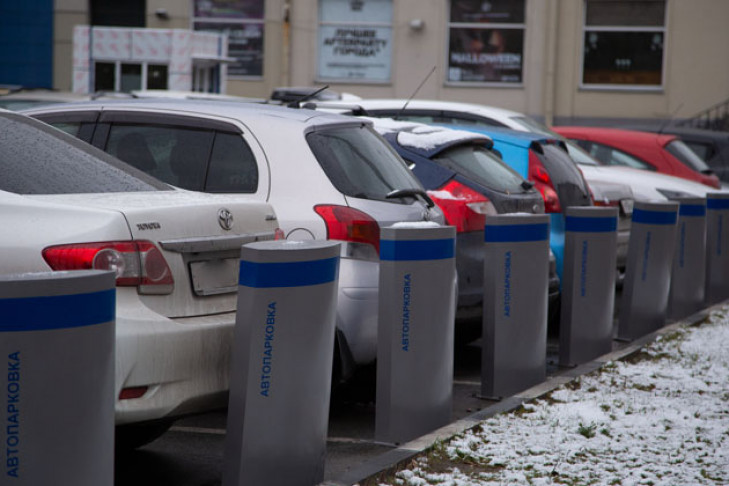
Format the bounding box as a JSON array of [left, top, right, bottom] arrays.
[[190, 258, 239, 296], [620, 199, 634, 216]]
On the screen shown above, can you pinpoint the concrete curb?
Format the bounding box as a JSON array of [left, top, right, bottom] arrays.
[[321, 305, 718, 486]]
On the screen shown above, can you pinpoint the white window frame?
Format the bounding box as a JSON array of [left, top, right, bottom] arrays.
[[579, 0, 667, 92], [445, 0, 526, 88]]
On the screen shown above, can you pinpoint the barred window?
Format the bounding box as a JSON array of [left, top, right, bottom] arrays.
[[582, 0, 666, 88]]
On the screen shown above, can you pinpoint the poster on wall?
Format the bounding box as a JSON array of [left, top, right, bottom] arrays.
[[447, 27, 523, 83], [317, 0, 392, 82], [318, 26, 391, 81], [194, 22, 263, 77], [194, 0, 264, 19]]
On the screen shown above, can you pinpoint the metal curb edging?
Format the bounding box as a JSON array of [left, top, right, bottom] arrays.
[[321, 304, 722, 486]]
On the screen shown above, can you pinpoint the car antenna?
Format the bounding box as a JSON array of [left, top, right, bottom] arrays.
[[394, 66, 436, 120], [287, 85, 331, 109], [657, 102, 684, 134]]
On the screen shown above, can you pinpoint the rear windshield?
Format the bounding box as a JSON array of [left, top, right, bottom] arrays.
[[434, 143, 527, 193], [0, 113, 170, 195], [307, 124, 425, 203], [665, 139, 712, 173], [535, 143, 592, 207]]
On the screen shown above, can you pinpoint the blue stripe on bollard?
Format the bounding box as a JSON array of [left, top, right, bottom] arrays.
[[380, 238, 455, 261], [565, 216, 617, 233], [0, 288, 115, 332], [239, 257, 339, 288], [484, 223, 549, 243], [707, 198, 729, 210], [679, 204, 707, 217], [632, 208, 677, 225]]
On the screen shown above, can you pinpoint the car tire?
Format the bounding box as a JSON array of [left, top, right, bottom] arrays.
[[115, 420, 174, 451]]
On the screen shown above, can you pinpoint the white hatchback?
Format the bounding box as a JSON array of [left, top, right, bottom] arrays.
[[0, 110, 281, 446], [25, 100, 446, 386]]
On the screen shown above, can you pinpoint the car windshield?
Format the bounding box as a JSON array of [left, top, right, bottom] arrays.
[[665, 139, 712, 173], [510, 116, 558, 138], [307, 124, 426, 203], [0, 113, 170, 195], [434, 143, 527, 192]]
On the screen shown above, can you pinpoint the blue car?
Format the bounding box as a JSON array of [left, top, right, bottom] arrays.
[[439, 125, 594, 280], [372, 120, 560, 339]]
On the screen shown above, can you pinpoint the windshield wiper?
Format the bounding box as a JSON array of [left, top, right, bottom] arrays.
[[386, 188, 434, 208]]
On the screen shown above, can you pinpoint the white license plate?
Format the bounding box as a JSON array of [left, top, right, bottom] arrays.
[[190, 258, 239, 296]]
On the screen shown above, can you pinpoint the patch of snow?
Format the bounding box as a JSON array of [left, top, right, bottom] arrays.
[[373, 306, 729, 485]]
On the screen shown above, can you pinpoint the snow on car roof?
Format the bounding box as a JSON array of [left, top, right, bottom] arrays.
[[368, 117, 491, 151]]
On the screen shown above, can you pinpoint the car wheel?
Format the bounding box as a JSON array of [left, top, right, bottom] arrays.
[[115, 420, 174, 451]]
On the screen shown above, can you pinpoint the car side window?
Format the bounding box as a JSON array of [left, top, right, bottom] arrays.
[[575, 140, 655, 171], [683, 141, 714, 161], [106, 124, 214, 190], [206, 132, 259, 193], [49, 121, 81, 137]]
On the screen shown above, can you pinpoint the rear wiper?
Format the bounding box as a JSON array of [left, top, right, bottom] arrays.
[[386, 188, 434, 208]]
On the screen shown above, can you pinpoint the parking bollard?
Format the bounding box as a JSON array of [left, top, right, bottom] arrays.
[[482, 214, 550, 399], [705, 193, 729, 305], [0, 270, 115, 486], [223, 240, 340, 486], [559, 206, 618, 367], [668, 198, 707, 319], [618, 201, 678, 341], [375, 224, 457, 445]]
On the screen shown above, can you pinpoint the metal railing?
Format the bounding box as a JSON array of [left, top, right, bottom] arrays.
[[679, 98, 729, 131]]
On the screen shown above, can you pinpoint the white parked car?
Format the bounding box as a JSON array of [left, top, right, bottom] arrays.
[[0, 109, 281, 446], [24, 99, 446, 387]]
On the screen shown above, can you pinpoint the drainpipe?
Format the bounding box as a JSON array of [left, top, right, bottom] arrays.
[[281, 0, 291, 87], [543, 0, 559, 128]]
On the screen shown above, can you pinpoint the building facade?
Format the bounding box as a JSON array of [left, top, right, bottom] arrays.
[[10, 0, 729, 125]]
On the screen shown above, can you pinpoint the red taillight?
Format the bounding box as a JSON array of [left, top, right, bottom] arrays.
[[529, 152, 562, 213], [42, 241, 174, 294], [427, 180, 493, 233], [314, 205, 381, 254], [274, 228, 286, 240], [119, 386, 148, 400]]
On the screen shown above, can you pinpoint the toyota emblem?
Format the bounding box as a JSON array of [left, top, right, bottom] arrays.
[[218, 208, 234, 231]]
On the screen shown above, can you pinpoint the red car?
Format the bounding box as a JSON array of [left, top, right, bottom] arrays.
[[554, 126, 721, 189]]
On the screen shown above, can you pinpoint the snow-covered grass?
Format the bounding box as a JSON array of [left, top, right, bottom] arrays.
[[372, 307, 729, 486]]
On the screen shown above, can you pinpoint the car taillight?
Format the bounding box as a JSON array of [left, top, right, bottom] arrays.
[[529, 152, 562, 213], [42, 241, 174, 295], [427, 180, 495, 233], [274, 228, 286, 240], [314, 205, 381, 254]]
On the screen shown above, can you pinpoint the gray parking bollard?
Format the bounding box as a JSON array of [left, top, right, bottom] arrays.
[[669, 198, 707, 319], [618, 201, 678, 341], [559, 206, 619, 367], [705, 193, 729, 305], [223, 240, 340, 486], [482, 214, 550, 399], [375, 224, 457, 445], [0, 270, 115, 486]]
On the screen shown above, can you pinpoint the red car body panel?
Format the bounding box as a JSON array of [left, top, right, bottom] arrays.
[[555, 126, 721, 189]]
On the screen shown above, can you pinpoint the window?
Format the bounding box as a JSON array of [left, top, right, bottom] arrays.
[[104, 124, 258, 193], [193, 0, 265, 77], [573, 139, 656, 170], [664, 140, 712, 173], [582, 0, 666, 88], [93, 62, 168, 92], [447, 0, 525, 84], [434, 144, 526, 193], [317, 0, 393, 82], [0, 114, 168, 195], [307, 125, 421, 203]]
